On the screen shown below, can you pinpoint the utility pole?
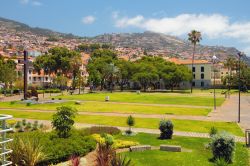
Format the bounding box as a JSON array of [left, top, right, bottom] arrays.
[[23, 50, 28, 100]]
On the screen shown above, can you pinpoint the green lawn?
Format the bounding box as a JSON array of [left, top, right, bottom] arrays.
[[55, 92, 225, 106], [0, 101, 211, 116], [115, 133, 249, 166], [0, 109, 243, 136]]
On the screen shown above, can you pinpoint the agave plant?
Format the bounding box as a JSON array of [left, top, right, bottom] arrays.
[[9, 132, 46, 166], [110, 153, 134, 166]]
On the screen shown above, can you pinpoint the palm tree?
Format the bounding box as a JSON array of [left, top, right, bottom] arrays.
[[106, 63, 119, 93], [188, 30, 202, 93], [224, 57, 237, 95]]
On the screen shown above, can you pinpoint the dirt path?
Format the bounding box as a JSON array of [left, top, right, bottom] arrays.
[[1, 108, 229, 122]]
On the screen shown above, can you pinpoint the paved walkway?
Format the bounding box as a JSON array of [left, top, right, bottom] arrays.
[[14, 118, 245, 143], [208, 94, 250, 131]]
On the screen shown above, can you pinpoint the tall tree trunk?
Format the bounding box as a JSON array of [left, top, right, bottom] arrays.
[[4, 82, 7, 96], [110, 75, 113, 93], [191, 43, 196, 93]]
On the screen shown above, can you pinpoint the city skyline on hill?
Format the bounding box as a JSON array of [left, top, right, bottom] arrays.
[[1, 0, 250, 55]]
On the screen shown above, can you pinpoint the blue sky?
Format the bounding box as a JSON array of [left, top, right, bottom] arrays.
[[1, 0, 250, 56]]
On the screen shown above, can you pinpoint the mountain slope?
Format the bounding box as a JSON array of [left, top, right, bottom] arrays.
[[88, 31, 249, 63], [0, 17, 249, 64], [0, 17, 77, 39]]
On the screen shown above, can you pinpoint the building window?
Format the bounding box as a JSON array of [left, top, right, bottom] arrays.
[[29, 77, 31, 80], [201, 66, 204, 72], [29, 70, 32, 74], [45, 77, 48, 81], [193, 74, 196, 79], [201, 73, 204, 79], [33, 77, 36, 81], [192, 67, 196, 72], [192, 82, 195, 87], [201, 81, 204, 87], [38, 77, 41, 81]]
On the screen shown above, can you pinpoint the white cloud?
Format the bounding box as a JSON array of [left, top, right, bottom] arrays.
[[20, 0, 29, 4], [32, 1, 42, 6], [20, 0, 42, 6], [114, 13, 250, 42], [243, 47, 250, 55], [81, 16, 96, 24], [112, 11, 120, 19]]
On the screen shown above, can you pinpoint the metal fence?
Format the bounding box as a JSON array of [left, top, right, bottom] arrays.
[[0, 115, 13, 166]]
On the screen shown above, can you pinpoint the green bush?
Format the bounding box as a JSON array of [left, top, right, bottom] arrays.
[[210, 126, 218, 137], [210, 132, 235, 163], [159, 119, 173, 139], [52, 106, 78, 138], [44, 89, 61, 93], [26, 102, 31, 106], [10, 101, 16, 105], [83, 126, 121, 135], [127, 115, 135, 134], [9, 130, 96, 165]]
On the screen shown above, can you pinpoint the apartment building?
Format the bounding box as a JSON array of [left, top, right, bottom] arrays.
[[168, 58, 213, 88]]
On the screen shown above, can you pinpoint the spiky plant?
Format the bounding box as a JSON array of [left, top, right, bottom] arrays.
[[110, 153, 134, 166]]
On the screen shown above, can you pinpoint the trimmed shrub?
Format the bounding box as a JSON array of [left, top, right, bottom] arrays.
[[210, 126, 218, 137], [210, 132, 235, 163], [26, 102, 31, 106], [126, 115, 135, 134], [92, 134, 138, 149], [159, 119, 173, 139], [83, 126, 121, 135], [44, 89, 61, 93], [31, 87, 38, 97]]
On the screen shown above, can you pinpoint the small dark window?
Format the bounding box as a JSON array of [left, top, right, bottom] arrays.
[[201, 73, 204, 79], [192, 82, 195, 86], [193, 74, 196, 79], [201, 66, 204, 72], [201, 81, 204, 87], [192, 67, 196, 72]]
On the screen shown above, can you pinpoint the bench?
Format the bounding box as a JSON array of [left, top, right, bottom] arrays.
[[160, 145, 181, 152], [129, 145, 151, 152]]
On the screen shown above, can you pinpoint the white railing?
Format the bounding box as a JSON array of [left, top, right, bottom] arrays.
[[0, 115, 13, 166]]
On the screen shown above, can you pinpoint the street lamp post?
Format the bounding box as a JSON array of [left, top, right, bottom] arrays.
[[237, 52, 244, 123], [212, 55, 217, 110]]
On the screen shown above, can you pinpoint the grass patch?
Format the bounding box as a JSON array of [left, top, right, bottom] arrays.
[[116, 133, 248, 166], [0, 109, 243, 136], [0, 101, 211, 116], [55, 92, 225, 106]]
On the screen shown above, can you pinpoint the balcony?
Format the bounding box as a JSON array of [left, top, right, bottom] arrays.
[[0, 114, 13, 166]]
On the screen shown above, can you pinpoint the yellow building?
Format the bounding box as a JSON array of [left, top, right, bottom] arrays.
[[169, 58, 213, 88]]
